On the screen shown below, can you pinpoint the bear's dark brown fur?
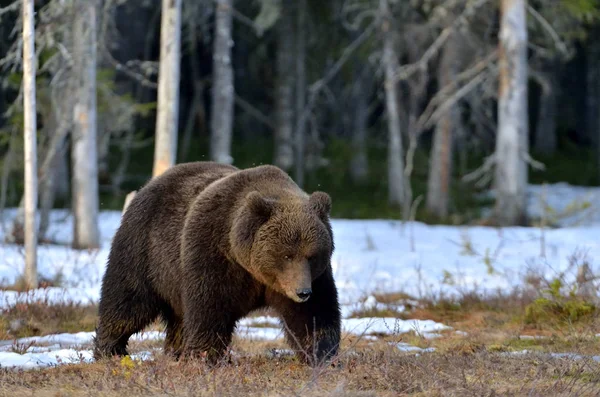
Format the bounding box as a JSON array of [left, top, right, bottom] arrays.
[[93, 162, 341, 366]]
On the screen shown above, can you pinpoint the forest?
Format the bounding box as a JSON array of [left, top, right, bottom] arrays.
[[1, 1, 600, 393], [1, 0, 599, 248]]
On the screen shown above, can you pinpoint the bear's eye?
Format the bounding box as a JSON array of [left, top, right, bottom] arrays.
[[283, 255, 292, 261]]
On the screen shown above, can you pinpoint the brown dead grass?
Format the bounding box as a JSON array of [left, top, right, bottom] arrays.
[[0, 300, 98, 340], [0, 289, 599, 396], [1, 339, 599, 396]]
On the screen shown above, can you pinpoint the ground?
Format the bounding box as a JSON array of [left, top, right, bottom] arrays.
[[0, 182, 599, 395]]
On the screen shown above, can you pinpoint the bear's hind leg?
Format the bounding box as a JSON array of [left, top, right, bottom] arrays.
[[94, 288, 161, 360]]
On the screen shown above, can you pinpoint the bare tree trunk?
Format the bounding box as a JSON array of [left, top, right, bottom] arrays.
[[38, 121, 69, 241], [153, 0, 182, 177], [381, 0, 405, 207], [22, 0, 38, 289], [494, 0, 529, 226], [533, 60, 558, 156], [586, 28, 600, 178], [179, 13, 203, 163], [210, 0, 234, 165], [349, 64, 370, 184], [294, 0, 307, 187], [274, 0, 295, 171], [71, 0, 100, 249], [426, 33, 461, 219]]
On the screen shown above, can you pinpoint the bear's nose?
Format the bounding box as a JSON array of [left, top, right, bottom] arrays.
[[296, 288, 312, 302]]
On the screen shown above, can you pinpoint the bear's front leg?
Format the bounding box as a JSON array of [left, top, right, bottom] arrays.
[[179, 280, 237, 365], [267, 269, 341, 367]]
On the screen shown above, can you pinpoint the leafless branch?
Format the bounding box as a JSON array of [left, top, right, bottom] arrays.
[[463, 153, 497, 186], [527, 5, 571, 59], [0, 0, 19, 19], [415, 50, 498, 135], [393, 0, 491, 83], [234, 94, 275, 130], [523, 152, 546, 171]]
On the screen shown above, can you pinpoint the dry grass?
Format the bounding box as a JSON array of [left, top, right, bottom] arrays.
[[1, 339, 599, 396], [0, 286, 599, 396], [0, 300, 98, 340]]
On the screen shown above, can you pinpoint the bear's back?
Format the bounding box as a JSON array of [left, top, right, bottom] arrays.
[[108, 162, 239, 308]]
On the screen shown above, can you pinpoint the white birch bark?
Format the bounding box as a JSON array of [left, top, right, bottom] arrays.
[[71, 0, 100, 249], [494, 0, 529, 226], [381, 0, 405, 207], [153, 0, 182, 177], [22, 0, 38, 288], [210, 0, 234, 165]]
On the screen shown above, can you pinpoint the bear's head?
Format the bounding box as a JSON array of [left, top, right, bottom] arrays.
[[230, 190, 334, 303]]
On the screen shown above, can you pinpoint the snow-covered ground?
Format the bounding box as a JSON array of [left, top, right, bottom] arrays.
[[1, 183, 599, 370]]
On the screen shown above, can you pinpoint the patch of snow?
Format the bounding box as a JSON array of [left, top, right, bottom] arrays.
[[341, 317, 451, 336], [395, 342, 435, 353], [503, 350, 600, 363]]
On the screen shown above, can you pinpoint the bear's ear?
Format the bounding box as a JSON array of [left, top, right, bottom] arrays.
[[309, 191, 331, 218], [246, 191, 275, 220]]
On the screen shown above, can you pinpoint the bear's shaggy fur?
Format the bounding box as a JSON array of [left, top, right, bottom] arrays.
[[93, 162, 341, 366]]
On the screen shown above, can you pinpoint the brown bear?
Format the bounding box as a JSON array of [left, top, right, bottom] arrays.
[[93, 161, 341, 366]]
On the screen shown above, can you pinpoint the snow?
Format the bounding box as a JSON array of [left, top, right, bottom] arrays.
[[1, 183, 599, 370]]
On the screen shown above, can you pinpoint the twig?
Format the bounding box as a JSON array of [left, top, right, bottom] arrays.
[[463, 153, 497, 184]]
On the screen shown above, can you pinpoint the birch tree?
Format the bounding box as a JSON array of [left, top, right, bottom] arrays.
[[274, 0, 295, 171], [71, 0, 100, 249], [210, 0, 234, 164], [153, 0, 182, 177], [381, 0, 405, 207], [494, 0, 529, 225], [22, 0, 38, 288]]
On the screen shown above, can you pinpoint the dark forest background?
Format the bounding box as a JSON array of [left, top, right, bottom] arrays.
[[1, 0, 600, 227]]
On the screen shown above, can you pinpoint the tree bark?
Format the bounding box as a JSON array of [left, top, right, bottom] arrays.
[[586, 27, 600, 177], [153, 0, 182, 177], [294, 0, 307, 187], [426, 33, 462, 219], [381, 0, 405, 207], [210, 0, 234, 165], [533, 59, 558, 156], [494, 0, 529, 226], [349, 64, 370, 184], [22, 0, 38, 288], [274, 0, 295, 171], [71, 0, 100, 249]]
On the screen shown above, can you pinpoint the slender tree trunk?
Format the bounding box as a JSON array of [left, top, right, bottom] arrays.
[[381, 0, 405, 207], [294, 0, 307, 187], [274, 0, 295, 171], [210, 0, 234, 165], [22, 0, 38, 288], [426, 33, 461, 219], [494, 0, 529, 226], [179, 13, 203, 163], [350, 64, 370, 184], [153, 0, 182, 177], [534, 60, 558, 156], [39, 121, 69, 241], [71, 0, 100, 249], [586, 28, 600, 178]]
